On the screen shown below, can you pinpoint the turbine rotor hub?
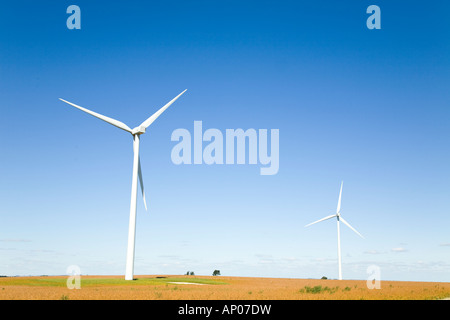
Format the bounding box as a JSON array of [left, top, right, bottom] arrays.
[[132, 125, 146, 135]]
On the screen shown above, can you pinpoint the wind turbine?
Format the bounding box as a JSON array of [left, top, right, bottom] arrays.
[[305, 181, 363, 280], [59, 89, 187, 280]]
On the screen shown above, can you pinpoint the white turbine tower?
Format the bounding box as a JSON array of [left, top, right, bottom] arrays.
[[59, 89, 187, 280], [305, 181, 364, 280]]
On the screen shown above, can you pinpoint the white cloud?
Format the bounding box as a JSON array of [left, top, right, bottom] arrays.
[[364, 250, 382, 255], [391, 247, 407, 253]]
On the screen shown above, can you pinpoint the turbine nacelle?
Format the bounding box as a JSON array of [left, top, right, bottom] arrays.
[[132, 126, 146, 135]]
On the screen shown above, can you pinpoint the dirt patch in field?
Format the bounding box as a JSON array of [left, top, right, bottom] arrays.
[[167, 282, 207, 285]]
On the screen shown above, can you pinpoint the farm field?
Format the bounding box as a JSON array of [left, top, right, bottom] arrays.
[[0, 275, 449, 300]]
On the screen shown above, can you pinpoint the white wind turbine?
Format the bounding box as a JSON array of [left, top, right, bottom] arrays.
[[305, 181, 363, 280], [59, 89, 187, 280]]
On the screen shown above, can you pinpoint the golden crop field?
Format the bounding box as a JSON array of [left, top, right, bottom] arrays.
[[0, 275, 449, 300]]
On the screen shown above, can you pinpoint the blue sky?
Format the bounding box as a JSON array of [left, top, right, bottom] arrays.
[[1, 1, 450, 282]]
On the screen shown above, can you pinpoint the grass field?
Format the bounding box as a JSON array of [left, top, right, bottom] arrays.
[[0, 275, 449, 300]]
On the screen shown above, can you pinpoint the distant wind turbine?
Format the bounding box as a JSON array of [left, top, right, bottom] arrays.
[[60, 89, 187, 280], [305, 181, 364, 280]]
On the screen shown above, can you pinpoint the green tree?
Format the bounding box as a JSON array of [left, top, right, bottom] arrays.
[[212, 270, 221, 276]]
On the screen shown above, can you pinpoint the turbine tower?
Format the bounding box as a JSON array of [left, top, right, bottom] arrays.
[[60, 89, 187, 280], [305, 181, 363, 280]]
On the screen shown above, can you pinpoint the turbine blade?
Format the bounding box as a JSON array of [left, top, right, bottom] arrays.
[[139, 89, 187, 129], [339, 216, 364, 238], [138, 156, 147, 211], [337, 181, 343, 214], [59, 98, 132, 133], [133, 139, 147, 211], [305, 214, 336, 227]]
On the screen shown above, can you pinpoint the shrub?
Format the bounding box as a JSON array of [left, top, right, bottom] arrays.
[[299, 285, 340, 294]]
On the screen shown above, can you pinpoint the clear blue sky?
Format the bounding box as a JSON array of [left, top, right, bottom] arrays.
[[1, 1, 450, 282]]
